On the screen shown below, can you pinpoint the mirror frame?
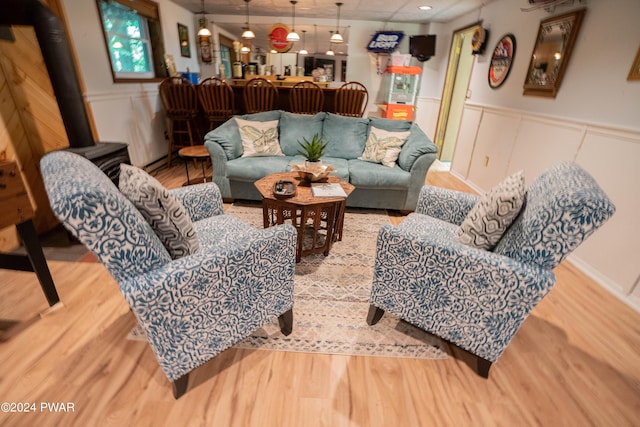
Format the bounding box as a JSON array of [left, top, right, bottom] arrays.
[[523, 9, 586, 98]]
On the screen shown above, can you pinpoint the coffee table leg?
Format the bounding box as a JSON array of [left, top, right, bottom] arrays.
[[334, 200, 346, 242], [295, 206, 305, 262]]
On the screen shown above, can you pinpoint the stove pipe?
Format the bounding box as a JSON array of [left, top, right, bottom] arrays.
[[0, 0, 95, 148]]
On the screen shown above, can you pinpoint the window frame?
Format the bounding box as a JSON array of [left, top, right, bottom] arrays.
[[96, 0, 168, 83]]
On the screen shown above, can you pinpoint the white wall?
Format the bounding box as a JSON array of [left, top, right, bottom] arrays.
[[422, 0, 640, 310], [61, 0, 201, 166]]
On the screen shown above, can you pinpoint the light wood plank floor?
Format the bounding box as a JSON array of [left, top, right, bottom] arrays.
[[1, 162, 638, 427]]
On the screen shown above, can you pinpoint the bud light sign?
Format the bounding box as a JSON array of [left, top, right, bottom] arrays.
[[367, 31, 404, 52]]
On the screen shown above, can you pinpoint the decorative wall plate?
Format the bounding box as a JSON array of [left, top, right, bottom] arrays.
[[488, 34, 516, 89]]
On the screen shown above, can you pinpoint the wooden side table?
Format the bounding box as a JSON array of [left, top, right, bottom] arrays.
[[0, 161, 60, 308], [255, 172, 355, 262], [178, 145, 211, 185]]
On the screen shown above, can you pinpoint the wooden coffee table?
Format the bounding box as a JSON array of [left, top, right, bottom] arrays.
[[254, 172, 355, 262]]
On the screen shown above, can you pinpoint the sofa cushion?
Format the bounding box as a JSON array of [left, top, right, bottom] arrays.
[[359, 126, 411, 167], [322, 113, 369, 159], [236, 118, 283, 157], [348, 160, 411, 189], [397, 124, 438, 172], [456, 170, 525, 250], [240, 110, 282, 122], [119, 164, 199, 259], [226, 156, 293, 181], [205, 110, 283, 160], [279, 112, 326, 156], [368, 117, 412, 133]]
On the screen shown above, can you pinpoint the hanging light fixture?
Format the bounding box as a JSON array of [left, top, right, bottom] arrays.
[[287, 0, 300, 42], [326, 32, 335, 55], [330, 3, 344, 43], [241, 0, 255, 39], [197, 0, 211, 36], [299, 30, 308, 54]]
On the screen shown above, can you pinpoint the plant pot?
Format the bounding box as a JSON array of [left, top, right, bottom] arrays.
[[305, 160, 323, 171]]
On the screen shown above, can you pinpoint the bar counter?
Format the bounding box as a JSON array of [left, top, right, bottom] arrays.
[[228, 83, 340, 115]]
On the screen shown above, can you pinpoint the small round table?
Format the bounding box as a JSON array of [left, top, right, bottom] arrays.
[[178, 145, 210, 185]]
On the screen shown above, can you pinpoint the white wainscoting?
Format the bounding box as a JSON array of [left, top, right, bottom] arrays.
[[452, 104, 640, 311], [87, 89, 167, 167], [415, 97, 440, 141]]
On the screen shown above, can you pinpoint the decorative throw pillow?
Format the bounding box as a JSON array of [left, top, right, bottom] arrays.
[[456, 170, 526, 250], [119, 164, 199, 259], [235, 117, 283, 157], [358, 126, 411, 167]]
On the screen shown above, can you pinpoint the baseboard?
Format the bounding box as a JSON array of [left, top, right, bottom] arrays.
[[567, 255, 640, 313]]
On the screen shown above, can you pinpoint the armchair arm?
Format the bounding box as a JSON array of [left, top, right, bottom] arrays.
[[121, 223, 296, 381], [371, 222, 555, 362], [169, 182, 224, 221], [415, 186, 478, 225]]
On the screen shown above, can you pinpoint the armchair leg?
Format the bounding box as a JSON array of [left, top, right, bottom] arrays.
[[278, 309, 293, 336], [172, 373, 189, 399], [477, 357, 492, 378], [366, 305, 385, 325]]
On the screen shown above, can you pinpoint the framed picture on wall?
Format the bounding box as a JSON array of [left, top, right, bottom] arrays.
[[488, 34, 516, 89], [178, 23, 190, 58], [628, 46, 640, 81]]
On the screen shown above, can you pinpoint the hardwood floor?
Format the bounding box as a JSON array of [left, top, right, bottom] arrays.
[[1, 163, 638, 426]]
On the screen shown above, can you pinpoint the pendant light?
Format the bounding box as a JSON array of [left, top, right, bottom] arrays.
[[197, 0, 211, 36], [330, 3, 344, 43], [241, 0, 255, 39], [287, 1, 300, 42], [326, 32, 335, 56], [299, 30, 308, 55]]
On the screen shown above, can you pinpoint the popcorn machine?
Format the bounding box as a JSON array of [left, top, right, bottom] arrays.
[[379, 66, 421, 120]]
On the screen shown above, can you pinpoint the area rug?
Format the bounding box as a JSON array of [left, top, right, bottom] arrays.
[[226, 203, 447, 360]]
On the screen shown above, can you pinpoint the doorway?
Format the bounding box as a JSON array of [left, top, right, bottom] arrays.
[[434, 23, 480, 162]]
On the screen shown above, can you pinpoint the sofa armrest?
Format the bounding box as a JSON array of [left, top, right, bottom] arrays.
[[121, 223, 297, 381], [371, 223, 556, 361], [169, 182, 224, 221], [415, 186, 478, 225], [204, 139, 232, 199]]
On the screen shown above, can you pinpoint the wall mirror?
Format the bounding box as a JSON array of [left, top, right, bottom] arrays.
[[523, 9, 586, 98]]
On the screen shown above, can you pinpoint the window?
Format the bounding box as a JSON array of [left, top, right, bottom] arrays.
[[97, 0, 167, 82]]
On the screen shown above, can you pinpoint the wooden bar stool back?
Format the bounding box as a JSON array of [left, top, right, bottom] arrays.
[[290, 81, 324, 115], [198, 77, 234, 132], [243, 77, 278, 114], [159, 76, 200, 166], [334, 81, 368, 117]]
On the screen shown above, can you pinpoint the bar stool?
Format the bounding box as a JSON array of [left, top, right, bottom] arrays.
[[197, 77, 234, 132], [334, 81, 368, 117], [243, 77, 278, 114], [159, 76, 200, 166], [290, 81, 324, 115]]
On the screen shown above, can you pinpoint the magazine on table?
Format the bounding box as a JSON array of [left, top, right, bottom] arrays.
[[311, 183, 348, 198]]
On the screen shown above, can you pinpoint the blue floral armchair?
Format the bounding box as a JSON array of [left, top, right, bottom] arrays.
[[41, 151, 297, 397], [367, 162, 615, 377]]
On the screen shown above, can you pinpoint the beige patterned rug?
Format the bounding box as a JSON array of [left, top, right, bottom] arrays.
[[227, 202, 447, 360]]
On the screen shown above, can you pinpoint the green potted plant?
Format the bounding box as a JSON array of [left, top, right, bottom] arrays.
[[297, 133, 327, 170]]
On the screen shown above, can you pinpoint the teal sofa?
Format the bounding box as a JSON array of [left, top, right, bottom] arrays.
[[203, 110, 438, 211]]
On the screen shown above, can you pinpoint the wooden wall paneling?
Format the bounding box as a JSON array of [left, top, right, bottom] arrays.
[[0, 40, 63, 249], [0, 66, 20, 250]]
